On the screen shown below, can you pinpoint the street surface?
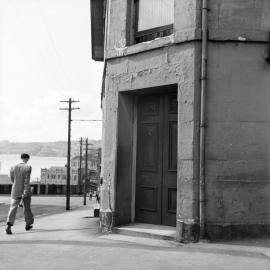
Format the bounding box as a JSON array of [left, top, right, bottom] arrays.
[[0, 206, 269, 270], [0, 195, 95, 225]]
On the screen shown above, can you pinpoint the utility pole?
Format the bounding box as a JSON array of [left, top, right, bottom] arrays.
[[60, 98, 80, 210], [97, 147, 102, 188], [79, 137, 83, 195], [84, 138, 88, 205]]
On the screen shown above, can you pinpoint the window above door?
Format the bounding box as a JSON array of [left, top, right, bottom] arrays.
[[135, 0, 174, 43]]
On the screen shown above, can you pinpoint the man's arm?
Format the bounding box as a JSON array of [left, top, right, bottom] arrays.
[[23, 166, 32, 197], [10, 167, 15, 183]]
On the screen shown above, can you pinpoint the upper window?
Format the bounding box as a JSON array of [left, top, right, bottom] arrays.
[[135, 0, 174, 43]]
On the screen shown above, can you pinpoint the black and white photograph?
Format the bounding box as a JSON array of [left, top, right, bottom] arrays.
[[0, 0, 270, 269]]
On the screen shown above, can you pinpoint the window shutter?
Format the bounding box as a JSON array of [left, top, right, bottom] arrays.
[[90, 0, 105, 61]]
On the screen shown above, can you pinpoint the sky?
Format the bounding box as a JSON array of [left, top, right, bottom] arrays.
[[0, 0, 103, 142]]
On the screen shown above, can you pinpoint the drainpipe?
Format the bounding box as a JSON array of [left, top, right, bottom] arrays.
[[199, 0, 208, 238]]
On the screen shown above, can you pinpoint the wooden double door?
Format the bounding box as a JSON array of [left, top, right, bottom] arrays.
[[135, 93, 177, 227]]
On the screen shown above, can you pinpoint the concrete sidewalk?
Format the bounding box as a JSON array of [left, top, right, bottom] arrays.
[[0, 207, 269, 270]]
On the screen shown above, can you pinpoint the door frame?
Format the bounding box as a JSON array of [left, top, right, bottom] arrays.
[[115, 84, 178, 226], [131, 96, 138, 222], [131, 86, 178, 224]]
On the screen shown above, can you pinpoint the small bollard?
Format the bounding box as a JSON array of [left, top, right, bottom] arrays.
[[94, 203, 100, 217], [94, 208, 100, 217]]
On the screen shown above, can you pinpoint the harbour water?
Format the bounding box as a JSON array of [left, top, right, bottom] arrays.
[[0, 154, 66, 181]]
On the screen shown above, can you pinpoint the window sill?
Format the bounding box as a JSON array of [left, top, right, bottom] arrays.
[[105, 28, 201, 60], [106, 34, 174, 59]]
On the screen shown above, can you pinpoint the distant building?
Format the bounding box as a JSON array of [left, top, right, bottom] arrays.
[[71, 148, 102, 194], [40, 167, 67, 185], [71, 154, 98, 171], [0, 174, 41, 195], [40, 166, 79, 194], [39, 148, 101, 195], [0, 174, 12, 194]]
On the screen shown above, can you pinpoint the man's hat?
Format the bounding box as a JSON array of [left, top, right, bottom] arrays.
[[21, 153, 30, 159]]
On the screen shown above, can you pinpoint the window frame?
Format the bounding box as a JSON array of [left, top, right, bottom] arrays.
[[134, 0, 174, 44]]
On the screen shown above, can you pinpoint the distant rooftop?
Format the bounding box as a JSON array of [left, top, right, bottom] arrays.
[[41, 166, 67, 171]]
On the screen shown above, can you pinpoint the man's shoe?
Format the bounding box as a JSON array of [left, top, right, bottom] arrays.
[[5, 225, 12, 235], [25, 224, 33, 231]]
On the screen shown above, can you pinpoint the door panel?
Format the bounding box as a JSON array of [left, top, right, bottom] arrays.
[[141, 123, 159, 171], [136, 93, 177, 226], [162, 94, 177, 226], [138, 185, 158, 212], [136, 95, 163, 224], [168, 121, 178, 171]]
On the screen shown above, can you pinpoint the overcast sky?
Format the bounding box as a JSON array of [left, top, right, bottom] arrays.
[[0, 0, 103, 142]]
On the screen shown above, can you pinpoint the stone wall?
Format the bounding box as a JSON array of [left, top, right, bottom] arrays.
[[206, 42, 270, 239]]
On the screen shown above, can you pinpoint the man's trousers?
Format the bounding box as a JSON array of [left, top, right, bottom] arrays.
[[6, 196, 34, 226]]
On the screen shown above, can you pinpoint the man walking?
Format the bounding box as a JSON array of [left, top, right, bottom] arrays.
[[5, 153, 34, 235]]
